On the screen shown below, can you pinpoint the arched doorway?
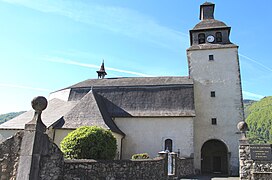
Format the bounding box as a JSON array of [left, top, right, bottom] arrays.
[[201, 139, 228, 174]]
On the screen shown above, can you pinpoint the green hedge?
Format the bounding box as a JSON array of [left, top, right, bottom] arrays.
[[60, 126, 117, 160]]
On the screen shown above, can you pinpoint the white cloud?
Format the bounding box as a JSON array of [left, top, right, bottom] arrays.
[[1, 0, 188, 51], [242, 90, 264, 100], [239, 53, 272, 72], [44, 56, 153, 77]]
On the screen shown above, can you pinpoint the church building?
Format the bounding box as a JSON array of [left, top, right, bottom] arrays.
[[0, 2, 243, 176]]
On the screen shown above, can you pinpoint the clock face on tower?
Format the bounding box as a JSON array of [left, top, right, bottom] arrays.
[[207, 35, 215, 43]]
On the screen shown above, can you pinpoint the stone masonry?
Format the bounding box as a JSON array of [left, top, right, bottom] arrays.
[[239, 141, 272, 180], [63, 158, 167, 180], [0, 131, 23, 180]]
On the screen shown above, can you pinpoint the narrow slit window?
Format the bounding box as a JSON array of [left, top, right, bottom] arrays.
[[211, 91, 216, 97], [209, 55, 214, 61], [211, 118, 217, 125]]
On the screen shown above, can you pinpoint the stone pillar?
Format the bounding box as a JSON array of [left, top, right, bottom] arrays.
[[158, 151, 169, 177], [237, 121, 252, 180], [16, 96, 48, 180], [239, 140, 253, 180], [169, 152, 177, 176]]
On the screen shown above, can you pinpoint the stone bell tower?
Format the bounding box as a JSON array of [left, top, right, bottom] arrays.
[[187, 2, 244, 176]]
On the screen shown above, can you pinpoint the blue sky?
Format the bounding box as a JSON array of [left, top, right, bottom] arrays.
[[0, 0, 271, 114]]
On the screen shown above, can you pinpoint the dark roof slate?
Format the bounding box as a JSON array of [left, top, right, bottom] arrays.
[[202, 2, 214, 5], [2, 76, 195, 133], [66, 76, 193, 89], [94, 84, 195, 117], [193, 19, 228, 30], [55, 90, 125, 135]]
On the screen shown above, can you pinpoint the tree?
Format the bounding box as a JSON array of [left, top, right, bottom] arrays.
[[245, 96, 272, 144], [60, 126, 117, 160]]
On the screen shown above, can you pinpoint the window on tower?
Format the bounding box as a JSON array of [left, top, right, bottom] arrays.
[[209, 55, 214, 61], [216, 32, 222, 42], [211, 118, 217, 125], [198, 33, 205, 44], [211, 91, 216, 97]]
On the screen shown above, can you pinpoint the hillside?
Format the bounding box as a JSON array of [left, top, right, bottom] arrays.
[[245, 96, 272, 144], [0, 111, 26, 124]]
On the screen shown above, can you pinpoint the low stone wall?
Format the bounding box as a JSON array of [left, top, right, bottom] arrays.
[[63, 157, 167, 180], [0, 131, 23, 180], [0, 130, 194, 180], [175, 157, 194, 178]]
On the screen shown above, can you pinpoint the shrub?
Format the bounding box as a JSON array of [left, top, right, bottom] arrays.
[[60, 126, 117, 160], [131, 153, 150, 160]]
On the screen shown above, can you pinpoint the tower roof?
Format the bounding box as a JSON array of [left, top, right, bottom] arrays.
[[193, 2, 228, 30], [199, 2, 215, 20], [192, 19, 228, 30], [96, 60, 107, 79]]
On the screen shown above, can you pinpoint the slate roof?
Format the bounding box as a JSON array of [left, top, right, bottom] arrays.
[[65, 76, 193, 89], [0, 98, 77, 129], [1, 76, 195, 136], [193, 19, 228, 30], [54, 90, 125, 136], [93, 85, 195, 117]]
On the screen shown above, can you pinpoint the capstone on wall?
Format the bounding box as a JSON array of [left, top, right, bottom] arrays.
[[114, 117, 194, 159]]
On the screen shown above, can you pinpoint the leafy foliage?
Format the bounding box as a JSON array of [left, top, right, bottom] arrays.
[[60, 126, 117, 160], [245, 96, 272, 144], [0, 111, 26, 124], [131, 153, 150, 160]]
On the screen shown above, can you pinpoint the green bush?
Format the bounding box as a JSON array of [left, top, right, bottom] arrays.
[[131, 153, 150, 160], [60, 126, 117, 160]]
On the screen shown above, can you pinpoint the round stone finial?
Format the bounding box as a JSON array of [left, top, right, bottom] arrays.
[[31, 96, 48, 112], [237, 121, 249, 132]]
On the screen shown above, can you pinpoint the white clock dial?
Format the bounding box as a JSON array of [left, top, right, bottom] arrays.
[[207, 35, 215, 43]]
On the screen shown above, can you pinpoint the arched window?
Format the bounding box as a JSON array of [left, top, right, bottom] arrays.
[[216, 32, 222, 42], [198, 33, 205, 44], [164, 139, 173, 152]]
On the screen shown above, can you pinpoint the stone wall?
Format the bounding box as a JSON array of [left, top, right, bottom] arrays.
[[239, 143, 272, 180], [0, 131, 23, 180], [39, 139, 64, 180], [63, 158, 167, 180], [239, 143, 253, 179], [175, 157, 194, 178], [0, 130, 194, 180]]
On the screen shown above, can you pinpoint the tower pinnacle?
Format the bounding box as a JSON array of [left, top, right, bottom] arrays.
[[200, 2, 215, 20], [96, 60, 107, 79]]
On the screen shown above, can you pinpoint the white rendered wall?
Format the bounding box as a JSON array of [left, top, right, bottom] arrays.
[[49, 89, 71, 101], [114, 117, 194, 159], [0, 129, 20, 143], [187, 46, 243, 175], [53, 129, 123, 159]]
